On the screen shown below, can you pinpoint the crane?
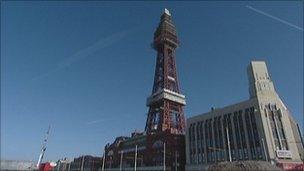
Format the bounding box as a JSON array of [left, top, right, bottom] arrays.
[[36, 125, 51, 168]]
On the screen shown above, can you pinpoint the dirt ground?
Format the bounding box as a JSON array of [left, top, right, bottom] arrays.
[[208, 161, 283, 171]]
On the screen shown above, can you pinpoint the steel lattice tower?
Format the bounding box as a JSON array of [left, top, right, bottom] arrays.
[[103, 9, 186, 171], [145, 9, 186, 135]]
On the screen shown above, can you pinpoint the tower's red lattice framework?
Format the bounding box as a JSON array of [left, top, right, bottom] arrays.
[[145, 9, 186, 136]]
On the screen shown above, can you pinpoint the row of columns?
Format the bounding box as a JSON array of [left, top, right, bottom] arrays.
[[189, 107, 265, 164]]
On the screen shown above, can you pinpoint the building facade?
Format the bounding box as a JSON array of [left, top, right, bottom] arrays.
[[0, 160, 35, 171], [103, 9, 186, 171], [52, 158, 71, 171], [186, 61, 304, 171], [69, 155, 102, 171]]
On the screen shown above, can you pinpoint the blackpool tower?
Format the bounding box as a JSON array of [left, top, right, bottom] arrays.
[[145, 8, 186, 135], [144, 8, 186, 170], [103, 9, 186, 171]]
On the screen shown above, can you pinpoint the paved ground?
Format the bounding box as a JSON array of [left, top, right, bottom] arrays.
[[208, 161, 283, 171]]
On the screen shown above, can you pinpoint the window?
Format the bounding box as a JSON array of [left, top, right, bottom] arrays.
[[170, 110, 179, 128], [196, 122, 201, 164], [249, 107, 263, 159], [223, 115, 228, 161], [209, 119, 214, 162], [269, 110, 280, 150], [276, 109, 288, 150], [205, 120, 210, 163], [238, 110, 248, 159], [245, 108, 256, 159], [233, 112, 242, 160], [217, 117, 224, 161], [266, 104, 288, 151], [152, 112, 160, 130], [213, 117, 220, 162], [227, 113, 236, 161], [191, 123, 197, 164], [200, 121, 205, 163], [189, 124, 193, 164]]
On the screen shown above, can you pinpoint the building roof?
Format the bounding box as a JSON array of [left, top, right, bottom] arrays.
[[187, 98, 258, 123]]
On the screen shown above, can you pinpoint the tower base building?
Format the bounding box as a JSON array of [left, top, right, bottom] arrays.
[[186, 61, 304, 171]]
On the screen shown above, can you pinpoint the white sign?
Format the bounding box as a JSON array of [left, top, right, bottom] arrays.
[[276, 150, 292, 158], [50, 162, 57, 167]]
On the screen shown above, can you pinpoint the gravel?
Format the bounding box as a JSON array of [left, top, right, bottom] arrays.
[[208, 161, 283, 171]]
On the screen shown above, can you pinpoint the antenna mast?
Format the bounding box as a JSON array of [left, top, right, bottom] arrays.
[[36, 125, 51, 168]]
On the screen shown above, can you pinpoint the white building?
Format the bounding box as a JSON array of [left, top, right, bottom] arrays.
[[186, 61, 304, 170], [0, 160, 35, 170]]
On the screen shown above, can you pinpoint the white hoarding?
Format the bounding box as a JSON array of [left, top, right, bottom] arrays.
[[276, 150, 292, 158]]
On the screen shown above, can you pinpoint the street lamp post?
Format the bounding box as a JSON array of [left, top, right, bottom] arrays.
[[226, 127, 232, 162], [120, 150, 124, 171], [163, 142, 166, 171], [102, 151, 105, 171], [134, 145, 138, 171]]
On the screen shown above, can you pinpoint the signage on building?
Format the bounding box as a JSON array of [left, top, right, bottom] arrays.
[[276, 150, 292, 158]]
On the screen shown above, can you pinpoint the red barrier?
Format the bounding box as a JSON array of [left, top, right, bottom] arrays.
[[39, 162, 55, 171], [277, 162, 304, 171]]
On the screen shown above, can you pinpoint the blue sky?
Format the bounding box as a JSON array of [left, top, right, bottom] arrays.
[[1, 1, 303, 162]]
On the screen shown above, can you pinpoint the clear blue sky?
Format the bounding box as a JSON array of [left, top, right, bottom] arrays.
[[1, 1, 303, 162]]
